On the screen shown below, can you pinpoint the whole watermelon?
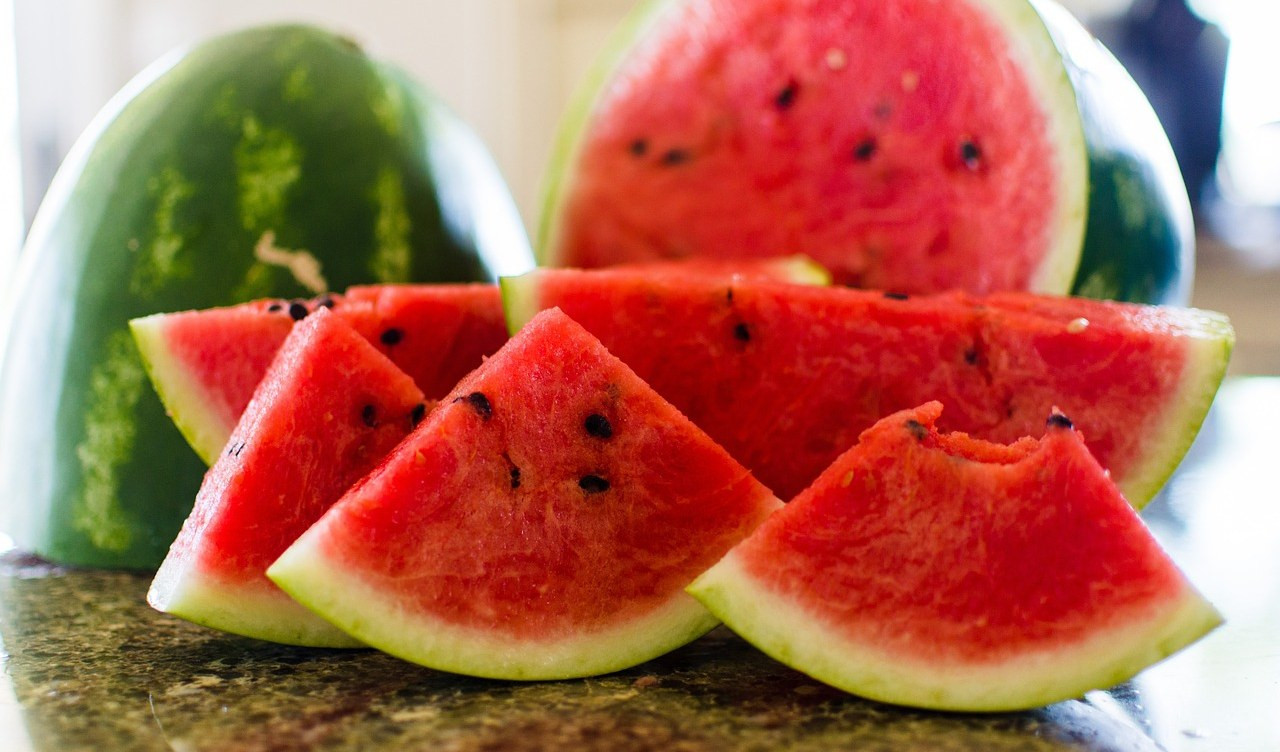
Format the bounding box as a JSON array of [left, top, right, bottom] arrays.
[[0, 24, 533, 569], [539, 0, 1192, 305]]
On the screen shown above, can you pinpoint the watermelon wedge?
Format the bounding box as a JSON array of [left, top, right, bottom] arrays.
[[503, 268, 1233, 504], [130, 284, 505, 464], [688, 402, 1221, 712], [148, 308, 427, 647], [269, 308, 782, 678], [540, 0, 1192, 304]]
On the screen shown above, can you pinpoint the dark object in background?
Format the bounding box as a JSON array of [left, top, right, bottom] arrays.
[[1094, 0, 1229, 213]]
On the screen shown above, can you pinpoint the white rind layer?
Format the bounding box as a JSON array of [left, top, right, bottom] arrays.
[[688, 550, 1222, 712], [148, 555, 362, 648], [269, 529, 724, 680], [129, 314, 232, 465]]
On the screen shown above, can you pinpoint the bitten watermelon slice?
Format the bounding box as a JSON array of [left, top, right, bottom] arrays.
[[149, 308, 427, 647], [688, 403, 1221, 711], [503, 268, 1233, 504], [131, 284, 505, 464], [269, 308, 782, 678], [540, 0, 1192, 304]]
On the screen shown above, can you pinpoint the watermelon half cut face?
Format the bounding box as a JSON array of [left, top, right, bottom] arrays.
[[540, 0, 1192, 303], [269, 309, 782, 679], [688, 402, 1221, 712]]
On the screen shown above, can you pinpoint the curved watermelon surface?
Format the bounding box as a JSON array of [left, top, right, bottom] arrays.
[[540, 0, 1191, 304], [270, 309, 782, 678], [0, 24, 532, 568], [689, 403, 1221, 711], [131, 284, 507, 464], [504, 268, 1233, 504]]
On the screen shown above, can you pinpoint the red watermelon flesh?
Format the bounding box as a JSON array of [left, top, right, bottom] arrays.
[[688, 402, 1221, 711], [268, 308, 782, 679], [545, 0, 1077, 293], [148, 308, 428, 647], [131, 284, 505, 464], [503, 268, 1233, 504]]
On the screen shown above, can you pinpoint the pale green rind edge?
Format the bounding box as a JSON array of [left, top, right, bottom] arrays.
[[1120, 311, 1235, 508], [688, 551, 1222, 713], [499, 270, 546, 337], [128, 315, 231, 466], [977, 0, 1088, 295], [535, 0, 673, 265], [147, 557, 363, 648], [268, 531, 721, 680]]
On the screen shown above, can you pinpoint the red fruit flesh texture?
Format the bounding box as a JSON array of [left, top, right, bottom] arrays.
[[306, 308, 779, 640], [556, 0, 1055, 291], [524, 271, 1196, 499], [160, 285, 505, 434], [733, 402, 1189, 663], [173, 308, 426, 591]]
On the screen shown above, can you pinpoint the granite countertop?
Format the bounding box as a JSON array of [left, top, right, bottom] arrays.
[[1, 378, 1277, 751]]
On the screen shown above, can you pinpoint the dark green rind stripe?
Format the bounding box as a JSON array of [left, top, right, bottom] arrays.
[[1034, 0, 1194, 305], [0, 25, 531, 569]]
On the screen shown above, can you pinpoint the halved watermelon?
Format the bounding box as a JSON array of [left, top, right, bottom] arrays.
[[131, 284, 505, 464], [269, 308, 782, 678], [540, 0, 1192, 304], [688, 402, 1221, 711], [148, 308, 427, 647], [503, 268, 1233, 503]]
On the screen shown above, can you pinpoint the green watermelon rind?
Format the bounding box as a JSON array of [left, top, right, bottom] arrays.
[[148, 560, 363, 649], [268, 536, 723, 680], [535, 0, 1089, 297], [1119, 310, 1234, 507], [129, 314, 233, 466], [688, 550, 1222, 712]]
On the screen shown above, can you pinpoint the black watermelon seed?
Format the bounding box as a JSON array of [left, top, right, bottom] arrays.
[[579, 475, 610, 495], [853, 138, 877, 162], [726, 287, 735, 304], [510, 467, 522, 489], [410, 402, 427, 426], [1047, 413, 1074, 430], [316, 296, 335, 309], [380, 328, 404, 346], [960, 139, 982, 170], [661, 149, 690, 167], [288, 301, 309, 321], [774, 80, 799, 110], [883, 291, 909, 301], [963, 348, 979, 365], [629, 139, 648, 157], [457, 392, 492, 421], [267, 302, 284, 313], [585, 414, 613, 439], [361, 404, 377, 427], [905, 419, 928, 440], [733, 322, 751, 342]]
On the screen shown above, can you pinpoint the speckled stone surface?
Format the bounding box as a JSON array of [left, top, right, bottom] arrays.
[[0, 554, 1165, 752]]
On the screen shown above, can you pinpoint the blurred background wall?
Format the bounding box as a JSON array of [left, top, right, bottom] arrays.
[[2, 0, 1276, 372]]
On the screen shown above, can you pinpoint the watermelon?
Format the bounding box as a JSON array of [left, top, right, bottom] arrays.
[[268, 308, 782, 678], [131, 284, 506, 464], [688, 402, 1221, 711], [0, 24, 532, 569], [503, 268, 1233, 504], [539, 0, 1192, 304], [149, 308, 427, 646]]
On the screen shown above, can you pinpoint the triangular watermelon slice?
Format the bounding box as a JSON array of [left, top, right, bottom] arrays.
[[503, 268, 1233, 504], [269, 308, 783, 678], [130, 284, 506, 464], [148, 308, 428, 647], [688, 402, 1221, 711]]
